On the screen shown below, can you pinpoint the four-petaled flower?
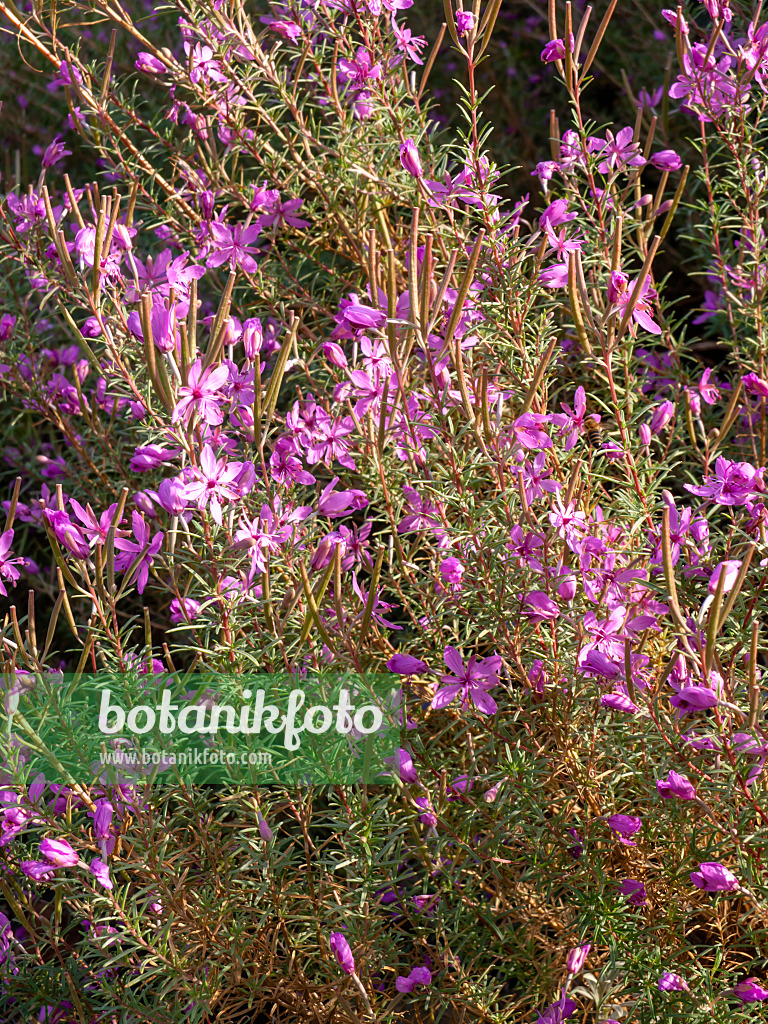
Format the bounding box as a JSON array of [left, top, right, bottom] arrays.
[[430, 646, 501, 715]]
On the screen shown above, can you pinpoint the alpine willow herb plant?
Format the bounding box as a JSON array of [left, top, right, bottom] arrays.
[[2, 0, 768, 1020]]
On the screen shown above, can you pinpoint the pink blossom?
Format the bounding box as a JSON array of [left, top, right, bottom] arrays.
[[431, 646, 502, 715], [658, 972, 688, 992], [395, 966, 432, 992], [656, 769, 697, 800], [733, 979, 768, 1002], [690, 861, 739, 892], [172, 360, 229, 426], [113, 512, 164, 594]]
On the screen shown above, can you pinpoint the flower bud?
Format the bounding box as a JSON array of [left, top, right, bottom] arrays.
[[708, 559, 742, 595], [39, 837, 80, 867], [242, 318, 263, 359], [329, 932, 355, 974], [157, 477, 187, 514], [639, 422, 652, 445], [456, 9, 475, 33], [566, 943, 590, 974], [400, 139, 423, 178], [322, 341, 348, 368]]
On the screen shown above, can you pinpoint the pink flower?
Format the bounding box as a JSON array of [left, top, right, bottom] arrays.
[[90, 857, 113, 889], [206, 222, 261, 273], [552, 386, 598, 450], [656, 770, 697, 800], [395, 966, 432, 992], [650, 400, 675, 434], [733, 978, 768, 1002], [609, 272, 662, 335], [39, 838, 79, 867], [650, 149, 682, 171], [708, 559, 742, 594], [136, 52, 166, 74], [606, 814, 642, 846], [392, 21, 427, 64], [183, 445, 244, 525], [690, 861, 739, 892], [456, 10, 474, 33], [541, 38, 566, 62], [430, 646, 501, 715], [387, 653, 429, 674], [113, 512, 164, 594], [685, 456, 765, 506], [172, 359, 229, 426], [43, 510, 90, 559], [523, 591, 560, 623], [619, 878, 647, 906], [658, 972, 688, 992], [743, 372, 768, 397], [386, 748, 419, 783], [0, 530, 23, 597], [601, 692, 640, 714]]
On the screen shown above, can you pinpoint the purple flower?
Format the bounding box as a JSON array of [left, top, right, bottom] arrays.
[[541, 39, 566, 62], [39, 838, 79, 867], [170, 597, 202, 623], [157, 478, 188, 515], [329, 931, 355, 974], [386, 748, 419, 783], [685, 456, 765, 506], [392, 20, 427, 64], [606, 814, 642, 846], [430, 646, 501, 715], [206, 222, 261, 273], [113, 512, 164, 594], [90, 857, 113, 889], [400, 139, 423, 178], [20, 860, 57, 881], [172, 360, 229, 427], [42, 136, 71, 168], [456, 9, 474, 33], [658, 972, 689, 992], [743, 372, 768, 398], [523, 591, 560, 623], [733, 978, 768, 1002], [136, 52, 167, 73], [619, 878, 647, 906], [669, 685, 719, 715], [92, 800, 113, 841], [708, 560, 741, 594], [690, 861, 739, 892], [183, 445, 243, 525], [650, 149, 682, 171], [650, 400, 675, 434], [395, 966, 432, 993], [43, 510, 91, 559], [601, 692, 640, 714], [387, 653, 429, 675], [536, 997, 577, 1023], [130, 445, 179, 472], [552, 386, 598, 450], [656, 770, 697, 801], [0, 530, 23, 597]]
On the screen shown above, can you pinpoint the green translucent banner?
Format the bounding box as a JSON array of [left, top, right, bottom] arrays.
[[0, 670, 403, 786]]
